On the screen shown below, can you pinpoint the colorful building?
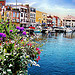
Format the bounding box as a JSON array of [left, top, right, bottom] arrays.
[[30, 7, 36, 27], [0, 0, 6, 6], [36, 10, 47, 25], [12, 4, 30, 27], [53, 16, 61, 27], [11, 6, 20, 26], [47, 15, 53, 27], [0, 0, 6, 21], [1, 6, 12, 22], [63, 15, 75, 27]]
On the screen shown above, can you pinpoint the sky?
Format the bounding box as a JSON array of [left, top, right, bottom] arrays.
[[6, 0, 75, 19]]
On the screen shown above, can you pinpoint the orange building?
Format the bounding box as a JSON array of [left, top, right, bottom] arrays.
[[36, 10, 47, 25]]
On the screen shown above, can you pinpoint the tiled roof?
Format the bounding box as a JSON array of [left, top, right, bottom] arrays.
[[63, 15, 75, 20]]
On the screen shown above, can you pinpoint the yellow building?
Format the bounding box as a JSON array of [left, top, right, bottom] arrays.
[[36, 10, 47, 25]]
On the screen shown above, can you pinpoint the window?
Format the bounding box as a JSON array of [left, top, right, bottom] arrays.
[[72, 23, 73, 27], [32, 20, 33, 23], [21, 8, 23, 12], [34, 20, 35, 23], [2, 12, 4, 16], [30, 19, 31, 23], [17, 13, 19, 17], [34, 14, 35, 17], [13, 19, 15, 22], [21, 19, 22, 22], [21, 13, 23, 17], [43, 18, 45, 20], [34, 9, 36, 12], [72, 20, 75, 22], [30, 13, 32, 16], [43, 14, 45, 16], [7, 12, 9, 17], [30, 8, 32, 11], [0, 3, 2, 6], [66, 20, 71, 22], [13, 12, 15, 17], [17, 19, 19, 22]]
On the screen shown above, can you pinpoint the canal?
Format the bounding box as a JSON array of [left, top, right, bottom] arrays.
[[28, 33, 75, 75]]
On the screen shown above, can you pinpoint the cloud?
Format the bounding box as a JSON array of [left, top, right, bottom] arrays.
[[29, 2, 37, 6], [6, 1, 37, 6], [36, 3, 75, 19]]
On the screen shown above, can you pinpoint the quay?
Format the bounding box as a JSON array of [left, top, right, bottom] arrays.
[[25, 27, 75, 34]]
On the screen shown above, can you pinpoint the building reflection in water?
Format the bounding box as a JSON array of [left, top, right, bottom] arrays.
[[34, 32, 75, 42], [63, 32, 75, 39]]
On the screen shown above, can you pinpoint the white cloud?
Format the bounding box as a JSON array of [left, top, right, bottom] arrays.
[[29, 2, 37, 6], [6, 1, 37, 6], [36, 3, 75, 19]]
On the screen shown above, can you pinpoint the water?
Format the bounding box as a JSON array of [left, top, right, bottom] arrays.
[[28, 33, 75, 75]]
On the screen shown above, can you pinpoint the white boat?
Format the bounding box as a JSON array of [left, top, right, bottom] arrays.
[[66, 28, 72, 33]]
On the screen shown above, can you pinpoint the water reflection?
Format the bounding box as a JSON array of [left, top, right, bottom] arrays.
[[34, 32, 75, 41], [63, 32, 75, 39]]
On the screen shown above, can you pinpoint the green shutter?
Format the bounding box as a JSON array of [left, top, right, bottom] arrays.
[[0, 0, 5, 1]]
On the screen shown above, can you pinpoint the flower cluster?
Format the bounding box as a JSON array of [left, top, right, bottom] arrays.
[[0, 21, 42, 75], [0, 33, 6, 37], [16, 26, 24, 31]]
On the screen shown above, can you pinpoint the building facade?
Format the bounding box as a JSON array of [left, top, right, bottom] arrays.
[[63, 15, 75, 28], [53, 16, 61, 27], [47, 15, 53, 27], [36, 10, 47, 25], [11, 4, 30, 27], [30, 7, 36, 27], [0, 0, 6, 6]]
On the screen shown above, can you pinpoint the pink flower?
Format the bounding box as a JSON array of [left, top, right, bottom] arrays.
[[38, 51, 41, 55], [36, 48, 39, 51], [6, 41, 8, 44], [21, 39, 23, 42], [36, 58, 39, 62], [38, 56, 40, 60], [28, 43, 32, 47]]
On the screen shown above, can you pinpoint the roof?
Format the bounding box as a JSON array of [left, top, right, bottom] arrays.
[[12, 6, 27, 9], [63, 15, 75, 20]]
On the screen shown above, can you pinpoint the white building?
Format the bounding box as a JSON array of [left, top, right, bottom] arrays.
[[30, 7, 36, 27], [12, 4, 30, 28], [63, 15, 75, 28]]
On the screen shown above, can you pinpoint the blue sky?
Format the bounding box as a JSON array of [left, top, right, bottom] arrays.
[[6, 0, 75, 19]]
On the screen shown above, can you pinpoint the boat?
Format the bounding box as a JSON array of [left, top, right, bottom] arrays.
[[66, 28, 72, 33], [34, 29, 41, 33]]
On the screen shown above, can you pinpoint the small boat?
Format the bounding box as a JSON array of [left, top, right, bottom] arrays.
[[66, 28, 72, 33], [34, 30, 41, 33]]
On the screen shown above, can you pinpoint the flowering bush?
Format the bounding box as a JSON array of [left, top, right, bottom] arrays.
[[0, 21, 42, 75]]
